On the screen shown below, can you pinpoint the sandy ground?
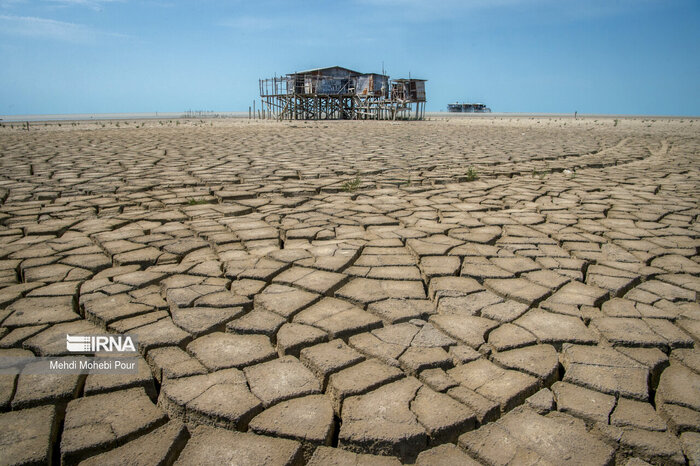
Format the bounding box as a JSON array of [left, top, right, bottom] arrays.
[[0, 117, 698, 465]]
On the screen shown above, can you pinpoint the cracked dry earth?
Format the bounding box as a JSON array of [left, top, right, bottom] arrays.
[[0, 116, 699, 466]]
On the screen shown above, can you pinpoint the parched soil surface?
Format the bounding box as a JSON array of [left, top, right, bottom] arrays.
[[0, 116, 699, 465]]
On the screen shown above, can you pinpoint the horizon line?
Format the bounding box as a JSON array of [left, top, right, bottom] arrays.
[[1, 111, 698, 122]]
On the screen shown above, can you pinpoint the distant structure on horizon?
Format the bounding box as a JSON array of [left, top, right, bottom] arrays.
[[447, 102, 491, 113], [259, 66, 426, 120]]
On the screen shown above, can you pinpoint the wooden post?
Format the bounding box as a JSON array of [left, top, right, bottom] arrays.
[[249, 107, 251, 119], [253, 100, 256, 119]]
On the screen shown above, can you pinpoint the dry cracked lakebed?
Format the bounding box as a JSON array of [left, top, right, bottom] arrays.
[[0, 116, 699, 465]]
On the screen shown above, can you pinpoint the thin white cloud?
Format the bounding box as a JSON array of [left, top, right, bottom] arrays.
[[0, 14, 127, 42], [2, 0, 122, 10], [356, 0, 657, 7], [354, 0, 669, 21], [45, 0, 123, 11], [0, 0, 27, 8], [354, 0, 540, 10]]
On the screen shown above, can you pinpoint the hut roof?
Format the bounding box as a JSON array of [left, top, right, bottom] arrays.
[[289, 66, 361, 76]]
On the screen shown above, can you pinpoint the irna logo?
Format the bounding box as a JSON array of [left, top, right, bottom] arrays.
[[66, 334, 137, 353]]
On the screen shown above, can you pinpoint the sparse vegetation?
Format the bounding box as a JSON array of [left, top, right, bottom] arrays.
[[465, 166, 479, 181], [532, 169, 549, 179], [187, 198, 210, 205], [341, 177, 362, 192], [614, 119, 619, 127]]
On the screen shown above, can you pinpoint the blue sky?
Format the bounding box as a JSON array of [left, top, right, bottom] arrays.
[[0, 0, 698, 115]]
